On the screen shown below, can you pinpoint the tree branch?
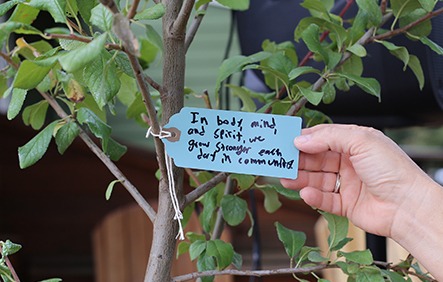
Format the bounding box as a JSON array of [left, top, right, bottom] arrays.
[[371, 7, 443, 42], [185, 3, 209, 52], [185, 172, 228, 206], [127, 0, 141, 19], [38, 91, 157, 222], [172, 0, 195, 36], [172, 264, 336, 281]]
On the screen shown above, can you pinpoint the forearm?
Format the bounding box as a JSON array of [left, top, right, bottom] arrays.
[[391, 176, 443, 280]]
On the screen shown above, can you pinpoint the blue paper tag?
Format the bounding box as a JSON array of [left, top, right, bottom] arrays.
[[162, 107, 301, 179]]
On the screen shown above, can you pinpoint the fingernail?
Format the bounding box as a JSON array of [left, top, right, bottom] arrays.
[[295, 134, 311, 144]]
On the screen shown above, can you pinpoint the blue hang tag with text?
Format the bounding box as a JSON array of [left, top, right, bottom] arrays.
[[162, 107, 301, 179]]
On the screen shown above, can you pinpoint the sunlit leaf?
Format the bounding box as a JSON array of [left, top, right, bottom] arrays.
[[320, 211, 349, 251], [338, 249, 373, 265], [0, 0, 25, 17]]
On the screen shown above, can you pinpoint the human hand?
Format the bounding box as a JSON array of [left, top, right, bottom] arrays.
[[280, 124, 434, 238]]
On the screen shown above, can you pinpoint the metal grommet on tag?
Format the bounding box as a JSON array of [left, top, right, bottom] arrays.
[[164, 127, 181, 142]]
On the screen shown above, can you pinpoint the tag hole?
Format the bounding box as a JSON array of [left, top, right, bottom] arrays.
[[165, 127, 181, 142]]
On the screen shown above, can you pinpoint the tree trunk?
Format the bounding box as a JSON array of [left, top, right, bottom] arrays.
[[144, 0, 186, 281]]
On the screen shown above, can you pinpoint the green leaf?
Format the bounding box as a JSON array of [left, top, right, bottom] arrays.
[[55, 121, 80, 154], [0, 75, 7, 99], [420, 36, 443, 55], [272, 185, 301, 200], [307, 251, 328, 263], [215, 52, 272, 96], [9, 4, 39, 25], [221, 195, 247, 226], [190, 240, 207, 261], [378, 40, 410, 70], [275, 222, 306, 258], [196, 254, 216, 282], [1, 240, 22, 257], [399, 8, 431, 37], [0, 0, 25, 17], [355, 266, 384, 282], [226, 85, 257, 112], [205, 239, 234, 270], [77, 107, 111, 139], [0, 22, 41, 48], [407, 55, 425, 90], [105, 180, 121, 200], [83, 51, 121, 109], [7, 88, 27, 120], [144, 24, 163, 53], [106, 138, 127, 161], [288, 66, 320, 81], [355, 0, 382, 26], [381, 270, 407, 282], [347, 43, 367, 57], [177, 241, 190, 258], [39, 279, 62, 282], [230, 174, 256, 190], [29, 0, 66, 23], [296, 85, 324, 106], [320, 211, 349, 251], [13, 60, 52, 90], [59, 33, 107, 73], [390, 0, 421, 18], [261, 52, 296, 89], [77, 0, 97, 25], [260, 187, 282, 213], [232, 252, 243, 270], [134, 3, 165, 20], [90, 3, 113, 31], [18, 120, 59, 169], [216, 0, 249, 11], [301, 24, 330, 65], [22, 100, 49, 130], [338, 249, 373, 265], [322, 81, 336, 104], [334, 73, 381, 99], [418, 0, 436, 12]]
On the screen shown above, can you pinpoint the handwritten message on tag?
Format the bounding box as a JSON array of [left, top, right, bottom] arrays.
[[162, 107, 301, 179]]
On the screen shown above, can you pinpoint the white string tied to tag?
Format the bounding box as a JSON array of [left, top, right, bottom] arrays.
[[146, 127, 185, 240]]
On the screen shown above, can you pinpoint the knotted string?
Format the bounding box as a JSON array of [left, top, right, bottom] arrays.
[[146, 127, 185, 240]]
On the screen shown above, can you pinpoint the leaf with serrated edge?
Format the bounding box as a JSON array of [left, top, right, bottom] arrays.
[[58, 33, 107, 73], [7, 88, 27, 120], [29, 0, 66, 23], [55, 121, 80, 154], [205, 239, 234, 270], [320, 211, 349, 251], [18, 120, 59, 169]]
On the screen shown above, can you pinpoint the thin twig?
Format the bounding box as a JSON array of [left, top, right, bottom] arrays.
[[0, 52, 19, 69], [185, 168, 201, 186], [185, 3, 209, 51], [0, 245, 21, 282], [172, 0, 196, 36], [211, 176, 234, 240], [44, 33, 123, 51], [38, 91, 157, 222], [185, 172, 228, 206], [371, 7, 443, 42], [172, 264, 336, 281], [127, 0, 141, 19], [126, 52, 168, 177]]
